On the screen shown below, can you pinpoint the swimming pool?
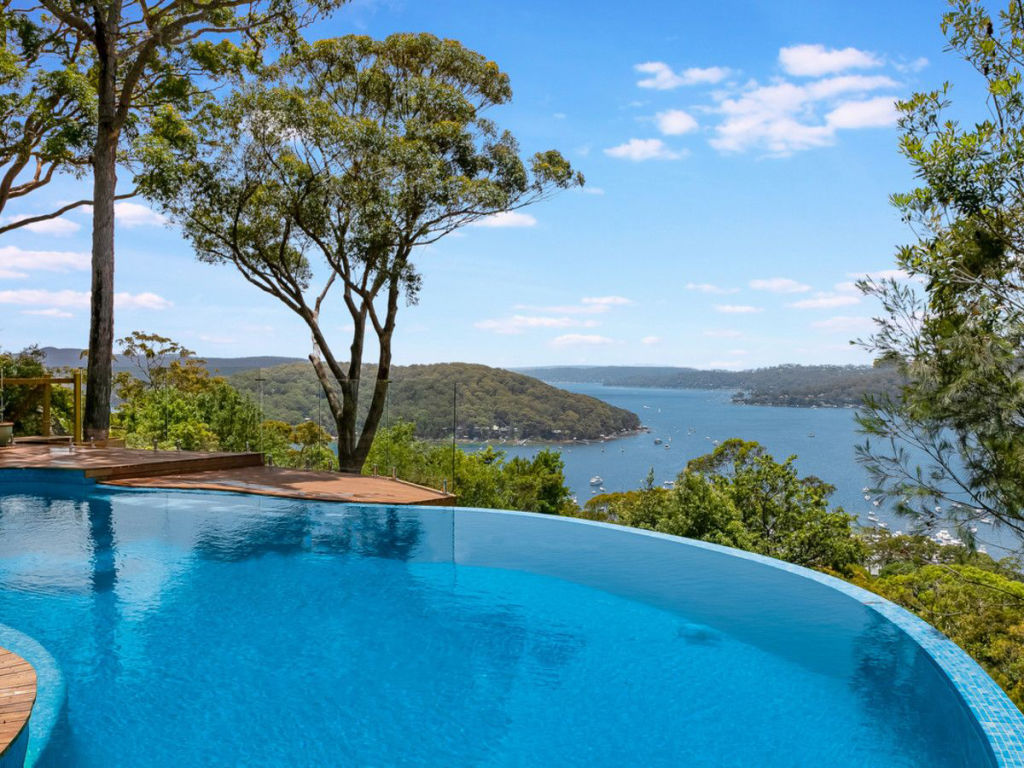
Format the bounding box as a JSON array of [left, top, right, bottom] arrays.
[[0, 471, 1021, 767]]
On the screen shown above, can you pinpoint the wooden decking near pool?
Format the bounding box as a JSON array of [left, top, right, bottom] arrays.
[[0, 444, 455, 506], [103, 466, 455, 505], [0, 647, 36, 759], [0, 444, 263, 480]]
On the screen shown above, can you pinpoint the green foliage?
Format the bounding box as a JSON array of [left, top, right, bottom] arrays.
[[139, 33, 582, 471], [857, 1, 1024, 544], [584, 440, 866, 573], [0, 9, 94, 231], [113, 333, 261, 452], [231, 362, 639, 441], [0, 346, 73, 436], [110, 333, 339, 468], [363, 422, 574, 515]]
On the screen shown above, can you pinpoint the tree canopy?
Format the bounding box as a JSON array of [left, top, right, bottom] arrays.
[[364, 422, 576, 515], [0, 8, 94, 233], [858, 0, 1024, 547], [584, 439, 866, 573], [141, 33, 583, 471]]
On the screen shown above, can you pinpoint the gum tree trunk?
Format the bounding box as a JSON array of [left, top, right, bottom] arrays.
[[84, 10, 120, 441]]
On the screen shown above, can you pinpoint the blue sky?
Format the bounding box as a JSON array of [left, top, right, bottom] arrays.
[[0, 0, 982, 368]]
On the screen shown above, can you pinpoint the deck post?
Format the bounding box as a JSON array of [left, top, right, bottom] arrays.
[[41, 382, 51, 437], [73, 369, 84, 445]]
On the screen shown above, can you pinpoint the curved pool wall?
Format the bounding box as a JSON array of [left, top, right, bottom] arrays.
[[1, 470, 1023, 765], [0, 625, 65, 768]]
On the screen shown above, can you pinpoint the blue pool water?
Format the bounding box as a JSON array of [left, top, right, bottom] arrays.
[[0, 478, 1008, 766]]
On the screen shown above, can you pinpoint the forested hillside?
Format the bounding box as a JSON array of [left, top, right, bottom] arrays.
[[40, 347, 303, 377], [231, 362, 641, 440], [521, 364, 905, 407]]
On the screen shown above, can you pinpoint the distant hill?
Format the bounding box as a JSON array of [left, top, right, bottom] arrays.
[[39, 347, 303, 377], [519, 364, 905, 408], [231, 362, 642, 441]]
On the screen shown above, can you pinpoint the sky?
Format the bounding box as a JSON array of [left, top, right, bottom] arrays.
[[0, 0, 987, 368]]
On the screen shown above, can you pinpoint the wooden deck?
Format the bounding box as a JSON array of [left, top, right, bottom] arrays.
[[0, 444, 263, 480], [104, 466, 454, 505], [0, 444, 455, 506], [0, 648, 35, 758]]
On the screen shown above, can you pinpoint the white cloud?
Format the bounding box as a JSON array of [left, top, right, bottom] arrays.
[[656, 109, 699, 135], [749, 277, 811, 293], [0, 269, 28, 279], [118, 292, 173, 310], [4, 216, 80, 236], [710, 71, 901, 155], [894, 56, 929, 73], [635, 62, 731, 90], [582, 296, 631, 306], [789, 294, 860, 309], [21, 308, 73, 318], [641, 336, 661, 345], [0, 245, 88, 272], [471, 211, 538, 228], [715, 304, 763, 314], [826, 96, 898, 128], [604, 138, 684, 161], [0, 289, 88, 308], [581, 187, 605, 195], [0, 289, 172, 310], [114, 202, 166, 228], [779, 44, 882, 77], [686, 282, 738, 295], [703, 329, 743, 338], [475, 315, 597, 335], [551, 334, 616, 347], [811, 315, 874, 331]]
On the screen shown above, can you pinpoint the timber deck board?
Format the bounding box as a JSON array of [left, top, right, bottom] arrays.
[[0, 648, 35, 757], [0, 444, 263, 480], [102, 465, 455, 506]]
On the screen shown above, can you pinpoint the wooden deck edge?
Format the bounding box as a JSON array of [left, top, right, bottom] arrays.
[[0, 648, 36, 761], [84, 452, 264, 480]]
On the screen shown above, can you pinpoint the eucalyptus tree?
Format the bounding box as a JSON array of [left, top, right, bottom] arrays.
[[0, 6, 95, 233], [140, 34, 584, 472], [8, 0, 342, 441], [858, 0, 1024, 546]]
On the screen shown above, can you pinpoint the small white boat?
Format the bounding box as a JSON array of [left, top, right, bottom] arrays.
[[662, 480, 675, 489], [589, 475, 603, 486], [654, 438, 663, 445]]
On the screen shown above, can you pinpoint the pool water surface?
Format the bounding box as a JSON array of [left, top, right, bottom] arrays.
[[0, 480, 1003, 767]]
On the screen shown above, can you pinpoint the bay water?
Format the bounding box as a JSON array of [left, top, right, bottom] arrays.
[[477, 383, 1017, 557]]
